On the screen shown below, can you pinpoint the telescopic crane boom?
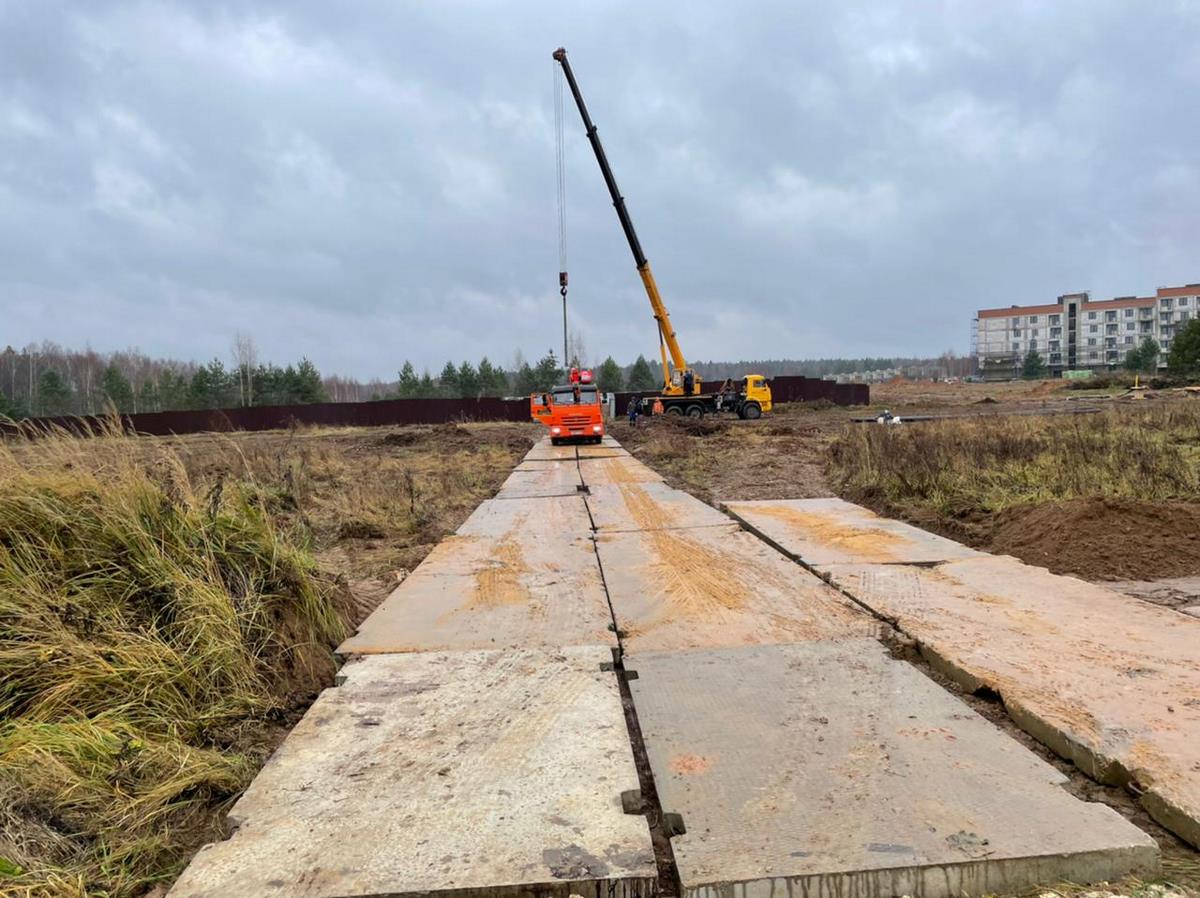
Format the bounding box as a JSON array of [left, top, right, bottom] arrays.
[[553, 47, 693, 396]]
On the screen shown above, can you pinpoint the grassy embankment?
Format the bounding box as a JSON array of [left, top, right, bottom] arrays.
[[828, 403, 1200, 580], [830, 404, 1200, 513], [0, 421, 530, 898]]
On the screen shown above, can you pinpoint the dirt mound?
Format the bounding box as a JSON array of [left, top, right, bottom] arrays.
[[661, 415, 731, 437], [380, 429, 421, 446], [975, 396, 998, 404], [986, 498, 1200, 581]]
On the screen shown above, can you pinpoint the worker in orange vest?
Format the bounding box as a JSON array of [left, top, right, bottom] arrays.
[[652, 397, 664, 416]]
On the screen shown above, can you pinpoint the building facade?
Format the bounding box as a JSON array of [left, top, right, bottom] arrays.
[[975, 283, 1200, 376]]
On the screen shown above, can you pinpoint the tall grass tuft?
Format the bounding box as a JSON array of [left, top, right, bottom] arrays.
[[829, 404, 1200, 516], [0, 422, 346, 897]]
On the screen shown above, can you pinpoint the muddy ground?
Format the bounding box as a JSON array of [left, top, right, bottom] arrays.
[[619, 380, 1200, 584]]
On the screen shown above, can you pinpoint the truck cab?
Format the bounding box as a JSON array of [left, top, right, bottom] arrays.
[[530, 381, 605, 444], [742, 375, 773, 415]]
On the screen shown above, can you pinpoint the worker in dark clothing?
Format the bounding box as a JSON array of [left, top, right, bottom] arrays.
[[682, 370, 695, 395], [627, 395, 640, 427]]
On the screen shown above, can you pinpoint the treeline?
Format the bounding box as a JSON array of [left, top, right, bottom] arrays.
[[0, 343, 326, 419], [392, 352, 662, 399], [1, 338, 935, 422], [0, 342, 664, 420]]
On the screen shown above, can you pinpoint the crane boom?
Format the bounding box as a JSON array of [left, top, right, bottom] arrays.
[[553, 47, 693, 395]]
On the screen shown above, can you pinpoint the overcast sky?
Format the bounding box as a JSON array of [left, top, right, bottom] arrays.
[[2, 1, 1198, 379]]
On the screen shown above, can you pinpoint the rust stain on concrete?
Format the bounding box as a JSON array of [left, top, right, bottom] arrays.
[[752, 504, 906, 562], [669, 754, 714, 775], [618, 482, 678, 531], [471, 535, 531, 608], [644, 527, 750, 616]]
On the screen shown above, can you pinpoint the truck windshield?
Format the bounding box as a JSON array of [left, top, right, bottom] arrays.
[[552, 388, 598, 405]]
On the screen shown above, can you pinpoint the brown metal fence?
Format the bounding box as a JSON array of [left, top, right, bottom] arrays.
[[5, 397, 531, 438], [5, 376, 868, 438]]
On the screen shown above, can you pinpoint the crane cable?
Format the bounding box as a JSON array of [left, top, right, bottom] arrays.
[[554, 59, 569, 368]]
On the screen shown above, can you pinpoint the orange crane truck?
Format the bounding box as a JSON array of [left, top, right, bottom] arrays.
[[553, 48, 773, 420], [530, 369, 605, 445]]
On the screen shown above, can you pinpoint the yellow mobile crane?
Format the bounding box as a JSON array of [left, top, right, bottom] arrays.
[[553, 47, 772, 419]]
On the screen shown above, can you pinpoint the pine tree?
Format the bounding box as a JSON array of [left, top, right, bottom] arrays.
[[137, 379, 158, 413], [514, 362, 538, 395], [397, 361, 420, 398], [438, 361, 460, 397], [0, 390, 28, 420], [597, 356, 624, 392], [100, 365, 134, 412], [292, 358, 326, 403], [532, 350, 562, 391], [418, 370, 436, 398], [1167, 321, 1200, 371], [457, 361, 480, 398], [1135, 336, 1160, 374], [39, 369, 73, 415], [188, 359, 235, 409], [157, 369, 190, 411], [477, 357, 506, 397], [1021, 349, 1046, 380], [626, 354, 659, 391]]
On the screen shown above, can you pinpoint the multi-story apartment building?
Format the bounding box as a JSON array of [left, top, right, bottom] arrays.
[[975, 283, 1200, 376]]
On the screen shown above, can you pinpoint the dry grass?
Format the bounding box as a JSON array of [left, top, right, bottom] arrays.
[[829, 404, 1200, 516], [162, 423, 533, 582], [0, 419, 533, 898], [616, 404, 851, 503]]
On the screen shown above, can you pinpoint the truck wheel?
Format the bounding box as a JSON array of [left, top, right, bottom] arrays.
[[686, 404, 704, 418], [665, 406, 683, 416], [743, 402, 762, 420]]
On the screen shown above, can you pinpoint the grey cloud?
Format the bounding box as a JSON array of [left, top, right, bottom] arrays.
[[2, 0, 1198, 378]]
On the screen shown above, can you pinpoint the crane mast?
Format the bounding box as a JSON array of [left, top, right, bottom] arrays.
[[552, 47, 694, 396]]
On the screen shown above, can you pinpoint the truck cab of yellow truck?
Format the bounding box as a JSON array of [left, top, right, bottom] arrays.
[[735, 375, 773, 417], [530, 372, 605, 444]]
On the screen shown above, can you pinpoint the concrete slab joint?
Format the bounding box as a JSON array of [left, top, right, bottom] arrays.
[[168, 648, 658, 898], [627, 641, 1158, 898], [170, 439, 1177, 898]]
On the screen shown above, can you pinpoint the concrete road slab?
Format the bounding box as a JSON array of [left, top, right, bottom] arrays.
[[522, 447, 631, 462], [587, 481, 731, 533], [339, 496, 613, 654], [627, 641, 1158, 898], [725, 497, 981, 565], [169, 648, 657, 898], [595, 524, 871, 651], [519, 436, 627, 461], [523, 444, 584, 462], [579, 444, 630, 458], [579, 455, 665, 487], [496, 462, 584, 499], [824, 555, 1200, 848]]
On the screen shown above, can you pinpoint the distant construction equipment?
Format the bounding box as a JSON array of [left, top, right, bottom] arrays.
[[553, 48, 772, 420]]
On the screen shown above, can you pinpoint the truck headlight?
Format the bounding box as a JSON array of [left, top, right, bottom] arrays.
[[592, 425, 602, 432], [551, 426, 562, 434]]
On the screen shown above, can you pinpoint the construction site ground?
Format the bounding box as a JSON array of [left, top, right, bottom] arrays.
[[618, 380, 1200, 583], [166, 406, 1200, 898]]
